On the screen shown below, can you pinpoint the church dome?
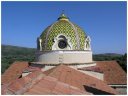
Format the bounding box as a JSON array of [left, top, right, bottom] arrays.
[[38, 13, 87, 51]]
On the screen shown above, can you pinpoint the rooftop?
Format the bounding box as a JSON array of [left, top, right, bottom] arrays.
[[43, 64, 117, 94], [1, 60, 126, 95], [77, 61, 127, 85], [1, 61, 29, 85], [96, 61, 127, 85]]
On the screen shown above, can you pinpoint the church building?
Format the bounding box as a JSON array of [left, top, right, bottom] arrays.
[[1, 13, 127, 95]]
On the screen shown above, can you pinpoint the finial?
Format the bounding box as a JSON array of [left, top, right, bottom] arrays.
[[61, 10, 64, 15], [57, 11, 69, 21], [62, 10, 64, 14]]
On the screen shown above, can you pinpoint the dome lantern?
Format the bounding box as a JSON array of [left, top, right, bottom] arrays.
[[57, 12, 69, 21]]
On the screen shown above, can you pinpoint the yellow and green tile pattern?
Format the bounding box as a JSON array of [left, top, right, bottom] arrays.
[[39, 14, 87, 51]]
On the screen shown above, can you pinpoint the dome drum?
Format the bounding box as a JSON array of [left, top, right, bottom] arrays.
[[36, 50, 94, 65]]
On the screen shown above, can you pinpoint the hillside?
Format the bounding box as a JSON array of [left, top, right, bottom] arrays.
[[1, 45, 36, 73], [93, 53, 122, 61], [1, 45, 127, 73]]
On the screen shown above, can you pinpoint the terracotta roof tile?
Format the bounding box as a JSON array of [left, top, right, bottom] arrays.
[[1, 84, 10, 95], [44, 75, 57, 82], [2, 70, 45, 95], [2, 69, 91, 95], [39, 77, 57, 90], [2, 61, 122, 95], [24, 75, 91, 95], [52, 82, 70, 94], [44, 64, 117, 94], [2, 61, 29, 84], [78, 66, 103, 73], [96, 61, 127, 84], [69, 86, 88, 95], [28, 81, 53, 94], [43, 66, 57, 75]]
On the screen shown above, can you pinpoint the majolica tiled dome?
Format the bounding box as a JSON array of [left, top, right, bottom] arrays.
[[40, 13, 87, 51]]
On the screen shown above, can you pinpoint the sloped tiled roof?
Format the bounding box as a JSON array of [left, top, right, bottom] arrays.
[[2, 70, 91, 95], [1, 61, 29, 85], [96, 61, 127, 85], [2, 70, 45, 95], [2, 61, 123, 95], [43, 64, 117, 94], [24, 75, 91, 95]]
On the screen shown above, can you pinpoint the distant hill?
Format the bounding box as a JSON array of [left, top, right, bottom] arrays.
[[93, 53, 123, 61], [94, 53, 122, 57], [1, 45, 126, 73], [1, 45, 36, 73], [2, 45, 36, 55], [94, 53, 122, 56]]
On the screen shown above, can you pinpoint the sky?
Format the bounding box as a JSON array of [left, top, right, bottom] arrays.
[[1, 1, 127, 54]]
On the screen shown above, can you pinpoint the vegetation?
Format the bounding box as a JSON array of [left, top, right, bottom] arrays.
[[1, 45, 127, 74], [1, 45, 36, 73]]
